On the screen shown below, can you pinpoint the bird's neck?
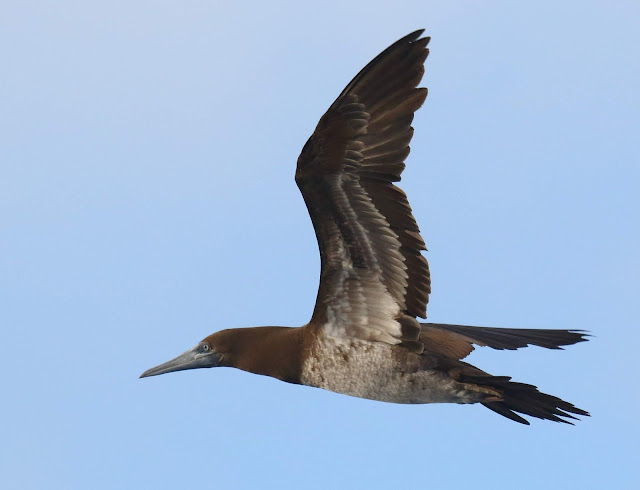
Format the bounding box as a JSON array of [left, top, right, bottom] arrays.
[[217, 326, 308, 384]]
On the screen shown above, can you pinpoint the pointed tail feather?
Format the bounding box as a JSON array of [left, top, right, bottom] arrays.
[[461, 373, 590, 425]]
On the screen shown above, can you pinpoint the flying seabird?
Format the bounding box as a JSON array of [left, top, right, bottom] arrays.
[[141, 30, 589, 425]]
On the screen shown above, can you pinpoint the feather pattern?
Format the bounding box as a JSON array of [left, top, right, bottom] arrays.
[[296, 30, 431, 344], [420, 323, 589, 360]]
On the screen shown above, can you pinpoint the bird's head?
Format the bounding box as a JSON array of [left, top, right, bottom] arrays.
[[139, 334, 225, 378], [139, 327, 297, 380]]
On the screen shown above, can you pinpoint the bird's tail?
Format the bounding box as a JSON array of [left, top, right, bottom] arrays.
[[459, 372, 590, 425], [418, 323, 590, 423]]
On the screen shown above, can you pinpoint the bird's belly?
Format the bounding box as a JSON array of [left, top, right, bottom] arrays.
[[300, 336, 480, 404]]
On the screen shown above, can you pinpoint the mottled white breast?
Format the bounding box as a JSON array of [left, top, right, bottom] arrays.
[[300, 332, 483, 404]]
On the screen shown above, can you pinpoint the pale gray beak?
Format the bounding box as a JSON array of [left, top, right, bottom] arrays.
[[140, 343, 221, 378]]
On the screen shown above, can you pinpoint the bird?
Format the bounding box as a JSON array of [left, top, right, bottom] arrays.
[[140, 29, 589, 425]]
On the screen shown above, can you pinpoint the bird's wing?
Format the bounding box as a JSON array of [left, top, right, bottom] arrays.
[[419, 323, 590, 360], [295, 30, 431, 347]]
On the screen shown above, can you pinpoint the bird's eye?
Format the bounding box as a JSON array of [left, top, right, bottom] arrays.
[[202, 344, 210, 352]]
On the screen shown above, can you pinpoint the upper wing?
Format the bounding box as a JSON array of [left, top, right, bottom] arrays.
[[295, 30, 431, 347], [419, 323, 590, 360]]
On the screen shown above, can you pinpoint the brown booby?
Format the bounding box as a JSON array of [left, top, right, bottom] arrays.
[[141, 30, 589, 425]]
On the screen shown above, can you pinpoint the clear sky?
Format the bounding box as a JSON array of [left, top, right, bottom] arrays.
[[2, 1, 638, 488]]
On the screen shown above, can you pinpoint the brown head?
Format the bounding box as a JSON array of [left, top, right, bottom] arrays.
[[140, 326, 306, 383]]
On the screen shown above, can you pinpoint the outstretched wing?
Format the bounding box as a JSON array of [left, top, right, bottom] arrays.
[[295, 30, 430, 347], [419, 323, 590, 360]]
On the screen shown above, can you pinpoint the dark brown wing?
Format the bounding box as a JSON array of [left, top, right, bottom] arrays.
[[419, 323, 590, 360], [295, 30, 430, 345]]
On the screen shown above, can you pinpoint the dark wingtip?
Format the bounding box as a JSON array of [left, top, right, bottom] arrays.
[[407, 29, 426, 40], [404, 29, 430, 47], [576, 330, 593, 342], [554, 329, 591, 349]]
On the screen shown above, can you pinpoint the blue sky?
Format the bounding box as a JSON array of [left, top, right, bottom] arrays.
[[2, 1, 638, 488]]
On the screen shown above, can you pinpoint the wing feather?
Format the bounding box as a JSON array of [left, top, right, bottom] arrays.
[[296, 31, 431, 344]]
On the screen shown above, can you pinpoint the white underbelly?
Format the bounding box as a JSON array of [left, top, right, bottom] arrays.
[[300, 336, 480, 404]]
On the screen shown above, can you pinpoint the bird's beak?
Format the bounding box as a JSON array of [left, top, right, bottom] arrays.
[[140, 343, 221, 378]]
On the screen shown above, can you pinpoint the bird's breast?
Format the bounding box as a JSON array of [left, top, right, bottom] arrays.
[[300, 333, 482, 404]]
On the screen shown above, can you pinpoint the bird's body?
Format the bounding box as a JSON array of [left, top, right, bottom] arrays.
[[301, 334, 485, 405], [141, 30, 589, 425]]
